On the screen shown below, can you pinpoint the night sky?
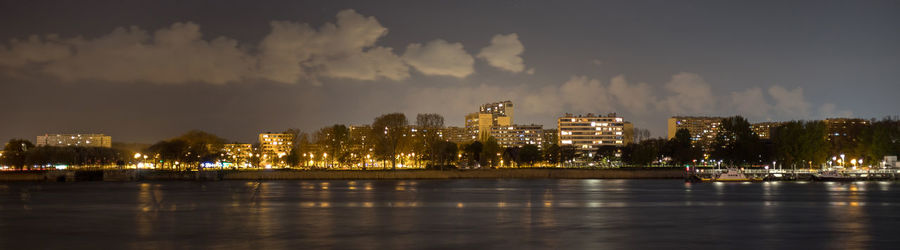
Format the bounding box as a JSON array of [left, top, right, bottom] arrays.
[[1, 0, 898, 143]]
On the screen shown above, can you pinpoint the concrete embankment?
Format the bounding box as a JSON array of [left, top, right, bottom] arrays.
[[0, 168, 683, 182]]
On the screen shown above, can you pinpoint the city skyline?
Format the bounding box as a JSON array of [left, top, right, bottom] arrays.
[[1, 0, 898, 144]]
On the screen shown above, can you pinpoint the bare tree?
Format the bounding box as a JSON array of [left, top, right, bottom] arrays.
[[416, 113, 444, 167], [372, 113, 408, 170]]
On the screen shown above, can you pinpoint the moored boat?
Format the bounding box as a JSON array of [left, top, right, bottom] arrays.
[[700, 168, 764, 182], [813, 170, 857, 181]]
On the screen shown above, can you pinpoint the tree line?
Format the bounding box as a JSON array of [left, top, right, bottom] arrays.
[[0, 139, 127, 169], [3, 115, 897, 170]]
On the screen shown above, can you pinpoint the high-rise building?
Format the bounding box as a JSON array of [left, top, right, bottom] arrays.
[[558, 113, 630, 156], [36, 134, 112, 148], [490, 124, 543, 148], [750, 122, 785, 140], [667, 116, 725, 150], [479, 100, 514, 124], [465, 100, 514, 140]]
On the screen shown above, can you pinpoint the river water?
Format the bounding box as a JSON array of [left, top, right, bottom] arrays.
[[1, 180, 898, 249]]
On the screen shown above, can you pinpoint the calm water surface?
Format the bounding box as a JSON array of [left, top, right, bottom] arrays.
[[1, 180, 898, 249]]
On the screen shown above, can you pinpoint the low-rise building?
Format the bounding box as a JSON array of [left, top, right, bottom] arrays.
[[223, 143, 253, 168], [36, 134, 112, 148], [441, 126, 473, 144]]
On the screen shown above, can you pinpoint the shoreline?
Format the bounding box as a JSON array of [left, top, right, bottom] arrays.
[[0, 168, 685, 182]]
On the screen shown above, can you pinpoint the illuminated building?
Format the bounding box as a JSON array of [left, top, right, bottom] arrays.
[[824, 118, 869, 138], [750, 121, 785, 140], [490, 124, 543, 148], [441, 126, 473, 144], [465, 100, 514, 140], [479, 100, 514, 124], [36, 134, 112, 148], [824, 118, 870, 155], [558, 113, 630, 156], [223, 143, 253, 167], [259, 132, 295, 166], [667, 116, 725, 150]]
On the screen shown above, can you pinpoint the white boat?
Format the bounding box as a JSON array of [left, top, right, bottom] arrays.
[[701, 168, 764, 182]]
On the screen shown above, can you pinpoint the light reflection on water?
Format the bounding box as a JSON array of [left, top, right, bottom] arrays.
[[0, 180, 898, 249]]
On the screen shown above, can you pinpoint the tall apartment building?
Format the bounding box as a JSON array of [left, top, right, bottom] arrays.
[[490, 124, 543, 148], [667, 116, 725, 150], [479, 100, 514, 124], [750, 122, 785, 140], [465, 100, 514, 140], [558, 113, 631, 156], [36, 134, 112, 148]]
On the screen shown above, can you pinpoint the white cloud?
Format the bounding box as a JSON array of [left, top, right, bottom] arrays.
[[729, 87, 771, 120], [0, 9, 506, 84], [0, 35, 71, 67], [258, 9, 409, 83], [0, 23, 256, 84], [321, 46, 409, 81], [402, 39, 474, 78], [559, 76, 613, 113], [659, 72, 716, 115], [608, 75, 654, 114], [768, 85, 810, 118], [477, 33, 526, 73]]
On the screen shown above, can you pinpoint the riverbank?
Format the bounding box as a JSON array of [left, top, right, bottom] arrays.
[[0, 168, 684, 182]]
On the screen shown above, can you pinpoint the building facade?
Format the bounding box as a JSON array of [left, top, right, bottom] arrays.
[[440, 126, 473, 144], [223, 143, 253, 168], [542, 128, 558, 148], [558, 113, 630, 156], [667, 116, 725, 150], [750, 121, 785, 140], [465, 101, 514, 141], [824, 118, 870, 155], [824, 118, 869, 138], [259, 132, 295, 166], [490, 124, 543, 148], [36, 134, 112, 148], [479, 100, 514, 124]]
